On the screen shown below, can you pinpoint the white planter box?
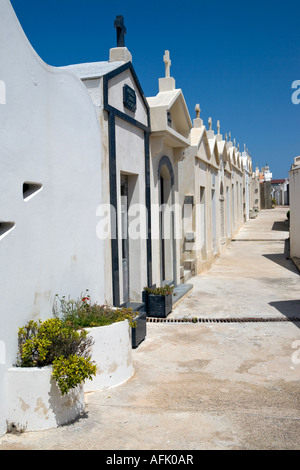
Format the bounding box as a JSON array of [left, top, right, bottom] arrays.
[[6, 365, 85, 432], [84, 320, 133, 392]]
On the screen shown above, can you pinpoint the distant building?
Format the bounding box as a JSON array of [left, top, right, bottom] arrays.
[[259, 165, 273, 209], [271, 179, 289, 206]]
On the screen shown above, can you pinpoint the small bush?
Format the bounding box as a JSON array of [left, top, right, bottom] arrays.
[[52, 355, 96, 396], [53, 291, 137, 329], [144, 285, 174, 296], [17, 318, 96, 395]]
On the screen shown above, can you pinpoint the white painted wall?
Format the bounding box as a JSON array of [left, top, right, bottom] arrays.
[[289, 166, 300, 259], [0, 0, 105, 435]]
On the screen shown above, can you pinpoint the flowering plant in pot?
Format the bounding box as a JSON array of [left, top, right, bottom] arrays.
[[53, 291, 136, 391], [53, 291, 136, 329], [143, 285, 174, 318]]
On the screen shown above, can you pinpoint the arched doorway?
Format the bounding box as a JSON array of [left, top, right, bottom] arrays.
[[158, 156, 176, 286], [220, 180, 225, 240]]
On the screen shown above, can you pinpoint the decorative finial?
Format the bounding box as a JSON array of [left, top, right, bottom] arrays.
[[114, 15, 126, 47], [234, 138, 236, 147], [238, 143, 240, 151], [217, 120, 220, 135], [195, 104, 201, 119], [244, 143, 246, 152], [163, 50, 171, 78], [208, 117, 212, 131], [225, 132, 228, 142]]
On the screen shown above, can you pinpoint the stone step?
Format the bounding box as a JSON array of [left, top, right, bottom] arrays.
[[184, 259, 196, 276], [183, 270, 192, 283]]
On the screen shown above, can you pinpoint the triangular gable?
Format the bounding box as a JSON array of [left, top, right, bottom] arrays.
[[231, 147, 237, 166], [168, 91, 192, 138], [218, 141, 232, 172], [208, 136, 220, 167], [190, 126, 212, 163], [63, 60, 150, 130], [104, 62, 150, 128], [147, 88, 192, 139]]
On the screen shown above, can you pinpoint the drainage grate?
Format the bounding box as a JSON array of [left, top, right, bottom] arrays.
[[147, 317, 300, 324]]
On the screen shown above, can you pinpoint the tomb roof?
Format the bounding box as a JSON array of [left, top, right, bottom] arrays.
[[60, 61, 125, 79]]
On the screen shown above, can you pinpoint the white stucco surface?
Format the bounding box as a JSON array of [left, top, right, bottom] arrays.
[[0, 0, 105, 435], [6, 366, 85, 431], [84, 320, 133, 392], [289, 166, 300, 259]]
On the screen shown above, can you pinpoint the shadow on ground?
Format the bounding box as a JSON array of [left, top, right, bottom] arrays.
[[272, 220, 289, 232], [263, 239, 296, 274], [269, 300, 300, 329]]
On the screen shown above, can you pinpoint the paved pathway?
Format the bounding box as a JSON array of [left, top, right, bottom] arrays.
[[170, 207, 300, 321], [1, 207, 300, 450]]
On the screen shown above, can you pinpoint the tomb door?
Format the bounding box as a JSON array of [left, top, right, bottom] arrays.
[[121, 175, 129, 303]]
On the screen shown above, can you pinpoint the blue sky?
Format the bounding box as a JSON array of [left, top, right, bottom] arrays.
[[11, 0, 300, 180]]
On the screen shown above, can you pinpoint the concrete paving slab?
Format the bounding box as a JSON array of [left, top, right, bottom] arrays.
[[170, 208, 300, 321]]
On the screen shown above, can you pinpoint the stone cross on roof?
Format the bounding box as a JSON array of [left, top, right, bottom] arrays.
[[195, 104, 201, 119], [163, 50, 171, 78], [114, 15, 126, 47]]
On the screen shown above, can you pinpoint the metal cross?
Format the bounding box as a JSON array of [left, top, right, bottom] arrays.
[[163, 50, 171, 78], [114, 15, 126, 47]]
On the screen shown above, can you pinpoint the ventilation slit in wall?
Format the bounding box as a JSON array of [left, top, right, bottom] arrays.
[[23, 182, 43, 201], [0, 222, 15, 240]]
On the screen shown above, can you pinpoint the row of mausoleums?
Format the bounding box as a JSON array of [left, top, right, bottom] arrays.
[[61, 46, 260, 304], [0, 2, 260, 434]]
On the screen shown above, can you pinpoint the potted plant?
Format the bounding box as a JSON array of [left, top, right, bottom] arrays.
[[143, 285, 174, 318], [53, 292, 136, 392], [7, 318, 96, 431], [131, 309, 147, 349]]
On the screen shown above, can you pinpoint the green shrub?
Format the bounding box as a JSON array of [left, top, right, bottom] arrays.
[[287, 210, 290, 219], [144, 285, 174, 296], [53, 291, 136, 329], [52, 355, 96, 396], [17, 318, 96, 395]]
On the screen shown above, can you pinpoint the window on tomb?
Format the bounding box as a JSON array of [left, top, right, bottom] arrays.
[[23, 182, 43, 201], [0, 222, 15, 240]]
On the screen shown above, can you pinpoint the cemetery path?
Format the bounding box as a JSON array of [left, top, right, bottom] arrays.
[[170, 206, 299, 321], [1, 207, 300, 450]]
